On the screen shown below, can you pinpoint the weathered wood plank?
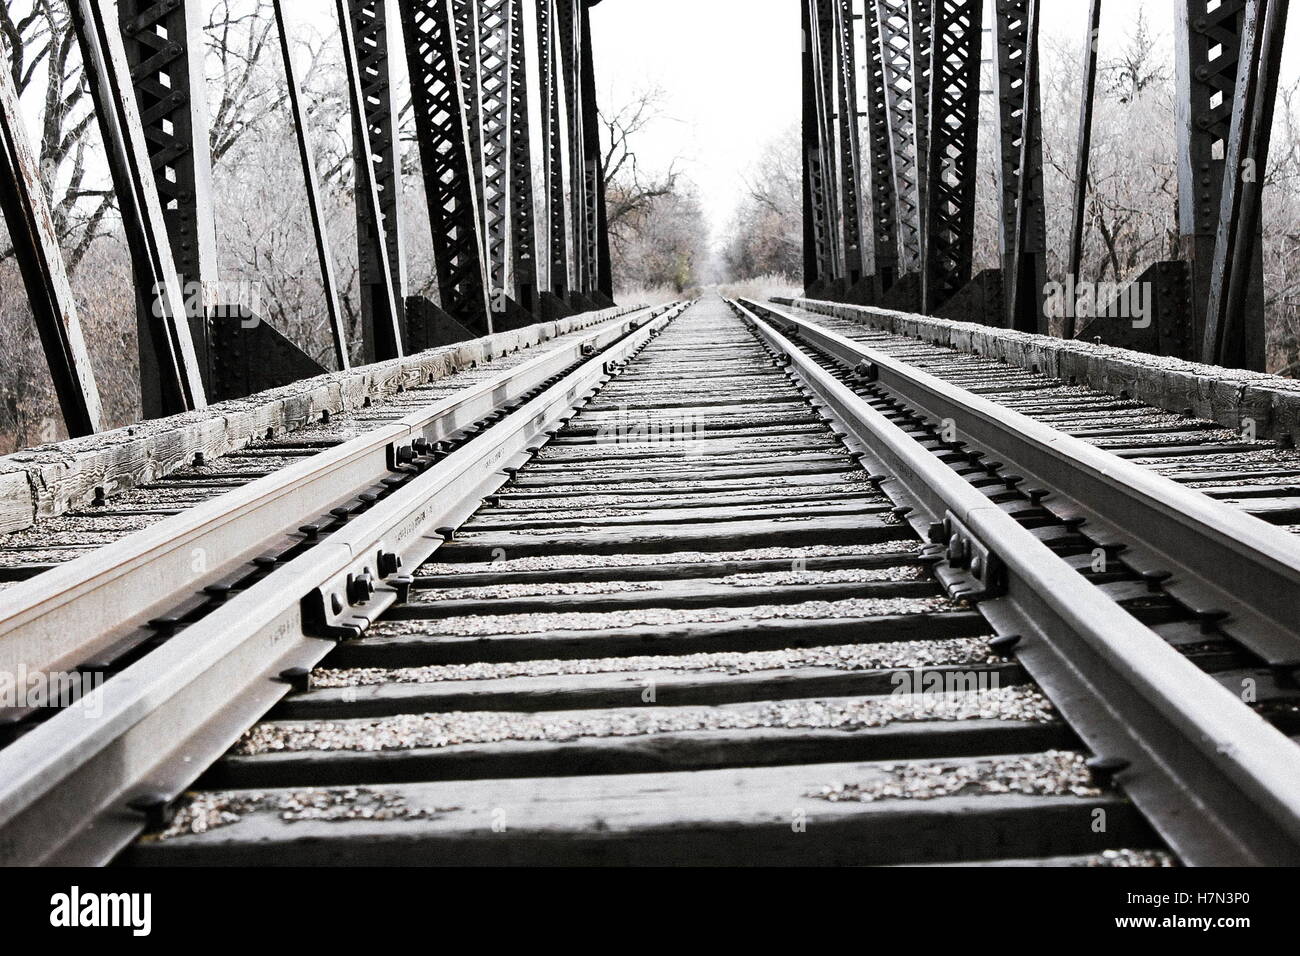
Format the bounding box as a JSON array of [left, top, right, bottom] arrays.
[[128, 756, 1151, 866], [275, 662, 1024, 719], [391, 577, 938, 620], [204, 720, 1074, 789], [330, 611, 988, 668], [436, 514, 909, 560]]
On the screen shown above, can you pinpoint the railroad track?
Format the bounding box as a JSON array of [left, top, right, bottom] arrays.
[[1, 296, 1298, 866], [0, 305, 643, 585], [766, 299, 1300, 532]]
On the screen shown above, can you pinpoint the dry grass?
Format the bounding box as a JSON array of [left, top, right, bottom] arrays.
[[613, 283, 690, 307], [713, 274, 804, 301]]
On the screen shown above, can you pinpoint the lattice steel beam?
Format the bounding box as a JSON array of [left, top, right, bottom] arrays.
[[874, 0, 928, 272], [475, 0, 514, 315], [863, 0, 899, 292], [346, 0, 407, 357], [508, 0, 539, 311], [803, 0, 834, 290], [400, 0, 492, 331], [834, 0, 868, 287], [911, 0, 932, 253], [919, 0, 983, 313], [1203, 0, 1288, 369], [993, 0, 1047, 331], [1175, 0, 1262, 360], [117, 0, 218, 385], [69, 0, 205, 417], [536, 0, 569, 299]]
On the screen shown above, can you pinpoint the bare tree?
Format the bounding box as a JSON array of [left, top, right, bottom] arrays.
[[602, 85, 680, 241], [1, 1, 111, 271]]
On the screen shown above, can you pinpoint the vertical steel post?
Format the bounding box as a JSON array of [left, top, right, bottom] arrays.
[[803, 0, 832, 292], [0, 61, 103, 436], [919, 0, 983, 313], [579, 1, 611, 300], [1203, 0, 1288, 369], [68, 0, 205, 417], [344, 0, 407, 359], [993, 0, 1047, 332], [537, 0, 569, 300], [1175, 0, 1262, 363], [1065, 0, 1102, 336], [118, 0, 219, 386], [274, 0, 349, 371], [555, 0, 595, 296], [810, 0, 844, 286]]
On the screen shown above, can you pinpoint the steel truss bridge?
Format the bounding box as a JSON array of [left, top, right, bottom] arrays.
[[1, 0, 615, 434], [803, 0, 1286, 374], [2, 0, 1300, 870]]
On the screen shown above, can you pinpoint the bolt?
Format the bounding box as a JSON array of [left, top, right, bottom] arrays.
[[346, 572, 374, 606], [276, 666, 312, 694], [947, 533, 969, 567]]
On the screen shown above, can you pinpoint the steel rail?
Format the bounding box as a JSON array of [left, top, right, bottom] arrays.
[[744, 298, 1300, 668], [730, 297, 1300, 866], [0, 305, 659, 696], [0, 302, 686, 865]]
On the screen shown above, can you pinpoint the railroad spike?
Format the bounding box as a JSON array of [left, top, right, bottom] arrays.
[[276, 666, 312, 694], [989, 634, 1022, 658], [126, 792, 179, 834]]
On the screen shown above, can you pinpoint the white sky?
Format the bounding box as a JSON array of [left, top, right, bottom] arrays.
[[590, 0, 1300, 241]]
